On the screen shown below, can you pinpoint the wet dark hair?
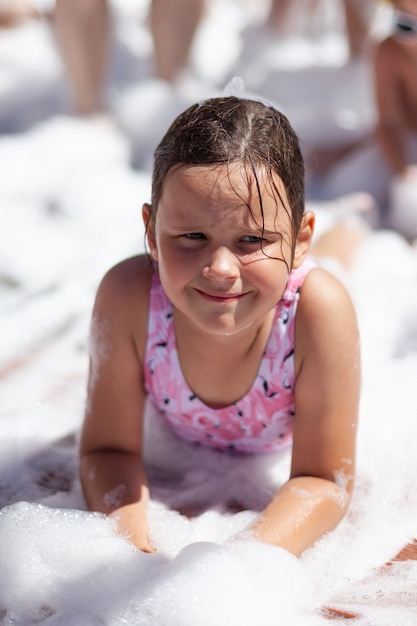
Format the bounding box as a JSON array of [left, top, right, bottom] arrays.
[[148, 96, 305, 248]]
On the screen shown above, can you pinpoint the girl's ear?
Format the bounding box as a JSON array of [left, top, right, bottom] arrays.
[[292, 210, 315, 269], [142, 203, 158, 261]]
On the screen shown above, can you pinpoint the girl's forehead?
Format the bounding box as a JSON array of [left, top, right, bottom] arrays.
[[159, 162, 292, 230], [163, 162, 289, 207]]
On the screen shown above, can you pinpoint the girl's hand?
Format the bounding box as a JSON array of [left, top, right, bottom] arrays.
[[124, 528, 156, 554], [131, 536, 156, 554], [110, 508, 156, 553]]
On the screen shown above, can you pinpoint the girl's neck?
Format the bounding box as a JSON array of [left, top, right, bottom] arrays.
[[173, 307, 275, 361], [173, 308, 276, 408]]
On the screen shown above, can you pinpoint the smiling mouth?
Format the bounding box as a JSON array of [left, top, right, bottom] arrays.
[[195, 289, 247, 302]]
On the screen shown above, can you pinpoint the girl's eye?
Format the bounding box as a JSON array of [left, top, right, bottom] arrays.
[[241, 235, 265, 244], [182, 232, 206, 240]]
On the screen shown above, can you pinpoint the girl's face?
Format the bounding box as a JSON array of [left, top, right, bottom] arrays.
[[144, 163, 313, 337]]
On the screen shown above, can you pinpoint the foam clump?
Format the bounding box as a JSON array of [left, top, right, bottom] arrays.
[[0, 503, 317, 625], [121, 540, 315, 626], [0, 502, 167, 624]]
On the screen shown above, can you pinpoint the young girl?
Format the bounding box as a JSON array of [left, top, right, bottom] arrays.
[[79, 96, 360, 556]]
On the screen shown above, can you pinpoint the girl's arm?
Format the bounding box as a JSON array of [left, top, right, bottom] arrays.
[[250, 268, 360, 556], [79, 256, 154, 552]]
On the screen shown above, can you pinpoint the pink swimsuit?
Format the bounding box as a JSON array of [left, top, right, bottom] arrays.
[[144, 258, 315, 454]]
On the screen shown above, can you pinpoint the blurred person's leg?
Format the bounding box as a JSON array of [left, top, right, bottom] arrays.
[[266, 0, 320, 35], [266, 0, 292, 32], [54, 0, 110, 115], [342, 0, 375, 58], [267, 0, 374, 55], [150, 0, 206, 82], [0, 0, 39, 28]]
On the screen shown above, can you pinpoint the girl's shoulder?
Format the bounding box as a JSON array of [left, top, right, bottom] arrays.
[[92, 254, 153, 360], [99, 253, 152, 288], [296, 266, 358, 348], [295, 266, 359, 375], [96, 254, 153, 307], [299, 265, 354, 317]]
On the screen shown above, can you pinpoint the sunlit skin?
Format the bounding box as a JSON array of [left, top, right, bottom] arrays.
[[79, 160, 360, 556], [374, 0, 417, 176]]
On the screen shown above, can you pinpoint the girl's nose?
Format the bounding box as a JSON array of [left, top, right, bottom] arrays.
[[202, 246, 240, 280]]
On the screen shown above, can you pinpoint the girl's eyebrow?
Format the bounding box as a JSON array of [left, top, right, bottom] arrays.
[[256, 227, 282, 234], [244, 224, 283, 235], [164, 217, 206, 229]]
